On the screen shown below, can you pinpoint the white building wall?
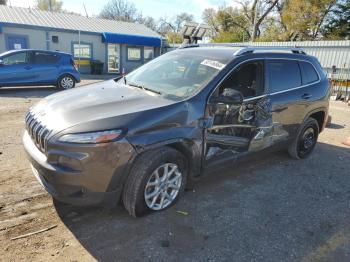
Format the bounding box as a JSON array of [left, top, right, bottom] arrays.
[[48, 31, 105, 62], [0, 26, 46, 53]]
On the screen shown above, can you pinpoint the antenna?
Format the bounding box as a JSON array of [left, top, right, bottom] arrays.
[[83, 2, 88, 17]]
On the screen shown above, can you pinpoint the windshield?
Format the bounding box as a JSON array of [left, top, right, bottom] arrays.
[[121, 49, 231, 100]]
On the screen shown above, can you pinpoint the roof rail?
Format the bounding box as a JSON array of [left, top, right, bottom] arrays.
[[179, 43, 249, 49], [234, 46, 306, 55]]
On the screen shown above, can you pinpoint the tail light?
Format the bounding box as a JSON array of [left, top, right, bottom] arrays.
[[71, 58, 78, 70]]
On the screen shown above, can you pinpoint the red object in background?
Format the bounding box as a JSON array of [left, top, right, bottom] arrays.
[[71, 59, 78, 70], [342, 136, 350, 147]]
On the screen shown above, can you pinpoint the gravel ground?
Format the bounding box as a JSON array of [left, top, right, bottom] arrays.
[[0, 84, 349, 262]]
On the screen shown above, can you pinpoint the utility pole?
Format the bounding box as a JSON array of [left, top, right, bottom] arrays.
[[49, 0, 52, 12], [83, 2, 88, 17]]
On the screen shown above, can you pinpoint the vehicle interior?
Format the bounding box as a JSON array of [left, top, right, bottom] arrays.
[[218, 61, 264, 98], [207, 61, 269, 155]]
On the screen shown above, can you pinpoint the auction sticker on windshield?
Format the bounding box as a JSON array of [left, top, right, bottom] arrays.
[[200, 59, 226, 70]]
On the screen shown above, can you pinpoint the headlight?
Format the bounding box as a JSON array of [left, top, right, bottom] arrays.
[[58, 130, 123, 144]]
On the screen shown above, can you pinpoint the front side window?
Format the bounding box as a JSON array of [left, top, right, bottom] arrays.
[[123, 50, 231, 100], [2, 52, 28, 65], [267, 59, 301, 93], [33, 52, 59, 64], [218, 61, 264, 98], [127, 47, 141, 61], [73, 43, 92, 59]]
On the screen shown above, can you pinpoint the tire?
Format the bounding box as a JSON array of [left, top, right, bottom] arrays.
[[57, 74, 75, 90], [288, 117, 319, 159], [123, 147, 187, 217]]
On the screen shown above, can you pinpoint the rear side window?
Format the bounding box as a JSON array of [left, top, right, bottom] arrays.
[[299, 61, 319, 84], [33, 52, 59, 64], [267, 59, 302, 93]]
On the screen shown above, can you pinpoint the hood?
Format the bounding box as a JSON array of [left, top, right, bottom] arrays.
[[30, 80, 176, 133]]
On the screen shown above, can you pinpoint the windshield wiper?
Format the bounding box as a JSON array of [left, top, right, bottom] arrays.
[[127, 82, 161, 95]]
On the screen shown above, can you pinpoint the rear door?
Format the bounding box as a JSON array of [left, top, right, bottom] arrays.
[[30, 51, 60, 84], [266, 59, 310, 140], [0, 51, 33, 86]]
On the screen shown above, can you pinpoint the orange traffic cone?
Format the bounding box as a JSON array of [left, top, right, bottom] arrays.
[[343, 136, 350, 147]]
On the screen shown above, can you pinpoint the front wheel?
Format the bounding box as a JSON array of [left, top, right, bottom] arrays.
[[123, 147, 187, 217], [288, 117, 319, 159], [58, 75, 75, 90]]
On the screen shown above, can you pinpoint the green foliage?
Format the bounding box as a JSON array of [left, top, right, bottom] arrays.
[[202, 0, 347, 42], [323, 0, 350, 39], [281, 0, 338, 40], [36, 0, 63, 12]]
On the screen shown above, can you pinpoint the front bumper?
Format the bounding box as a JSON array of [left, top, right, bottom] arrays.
[[23, 131, 135, 207]]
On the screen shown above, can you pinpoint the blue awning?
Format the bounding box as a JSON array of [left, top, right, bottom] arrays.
[[102, 32, 161, 47]]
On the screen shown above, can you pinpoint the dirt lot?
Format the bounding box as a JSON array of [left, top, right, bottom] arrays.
[[0, 83, 350, 262]]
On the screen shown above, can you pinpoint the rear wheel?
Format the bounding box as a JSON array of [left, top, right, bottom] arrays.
[[123, 147, 187, 217], [288, 117, 319, 159], [58, 74, 75, 90]]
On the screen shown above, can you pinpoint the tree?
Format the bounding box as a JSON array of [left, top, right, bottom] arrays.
[[36, 0, 63, 12], [281, 0, 338, 40], [136, 15, 158, 31], [323, 0, 350, 39], [99, 0, 138, 22], [238, 0, 280, 41], [0, 0, 7, 5], [159, 13, 194, 44]]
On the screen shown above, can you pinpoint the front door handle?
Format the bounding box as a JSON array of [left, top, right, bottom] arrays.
[[301, 93, 312, 100], [24, 66, 32, 70]]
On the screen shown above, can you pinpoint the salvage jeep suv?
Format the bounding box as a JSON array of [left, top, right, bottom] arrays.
[[23, 45, 330, 217]]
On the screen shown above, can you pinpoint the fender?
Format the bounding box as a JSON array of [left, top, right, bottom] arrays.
[[302, 106, 328, 132]]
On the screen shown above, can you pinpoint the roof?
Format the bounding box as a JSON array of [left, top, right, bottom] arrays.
[[1, 49, 70, 55], [0, 5, 160, 38]]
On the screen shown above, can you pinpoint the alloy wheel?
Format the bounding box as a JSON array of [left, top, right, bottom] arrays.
[[60, 76, 74, 89], [144, 163, 182, 210]]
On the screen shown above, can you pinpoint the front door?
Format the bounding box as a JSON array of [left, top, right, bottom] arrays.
[[204, 60, 288, 168], [7, 35, 28, 50], [0, 51, 34, 86], [107, 44, 120, 73]]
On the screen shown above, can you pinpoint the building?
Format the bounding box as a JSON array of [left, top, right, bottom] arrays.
[[0, 5, 162, 74]]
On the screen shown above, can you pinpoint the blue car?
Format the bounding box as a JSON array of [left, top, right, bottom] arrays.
[[0, 49, 81, 89]]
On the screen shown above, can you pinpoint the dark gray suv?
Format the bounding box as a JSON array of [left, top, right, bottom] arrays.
[[23, 45, 330, 217]]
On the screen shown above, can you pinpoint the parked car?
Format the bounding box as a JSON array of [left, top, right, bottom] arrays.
[[0, 49, 80, 89], [23, 45, 331, 217]]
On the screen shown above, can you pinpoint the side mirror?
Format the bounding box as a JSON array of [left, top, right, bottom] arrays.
[[209, 88, 243, 105], [0, 59, 3, 66]]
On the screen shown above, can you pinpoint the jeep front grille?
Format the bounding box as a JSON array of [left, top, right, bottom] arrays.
[[25, 111, 51, 153]]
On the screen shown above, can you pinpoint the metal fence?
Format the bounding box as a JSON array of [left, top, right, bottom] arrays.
[[232, 41, 350, 100]]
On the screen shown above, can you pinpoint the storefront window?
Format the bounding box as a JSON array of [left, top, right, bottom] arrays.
[[108, 44, 120, 73], [144, 47, 154, 60], [127, 47, 141, 61], [73, 43, 92, 59]]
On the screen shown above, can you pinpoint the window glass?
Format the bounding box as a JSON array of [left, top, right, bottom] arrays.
[[300, 61, 319, 84], [144, 47, 154, 60], [128, 47, 141, 61], [123, 50, 230, 100], [219, 61, 264, 98], [73, 43, 91, 59], [3, 52, 27, 65], [268, 60, 301, 92], [33, 52, 59, 64]]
